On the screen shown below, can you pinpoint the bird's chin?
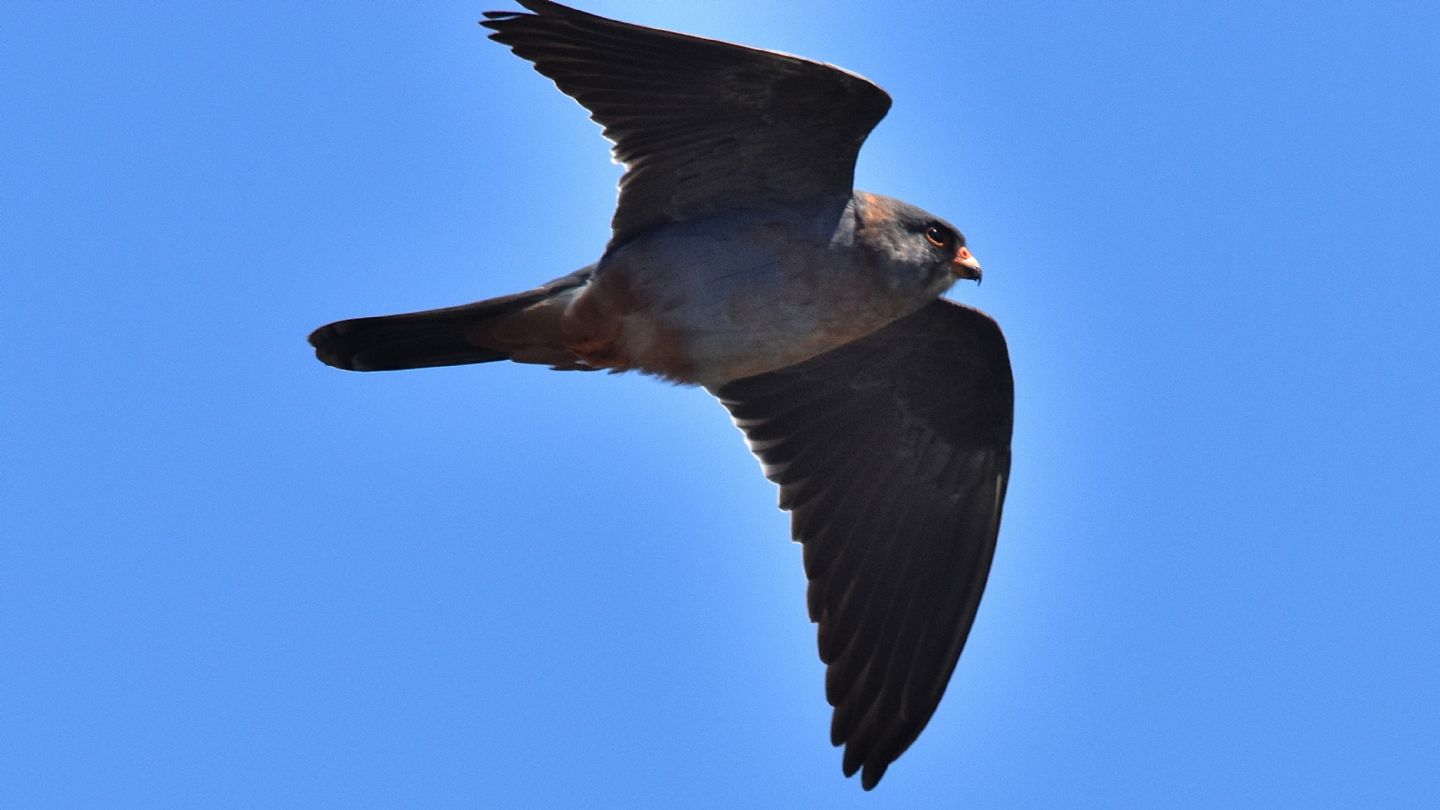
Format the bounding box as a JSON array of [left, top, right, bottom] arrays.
[[923, 272, 958, 299]]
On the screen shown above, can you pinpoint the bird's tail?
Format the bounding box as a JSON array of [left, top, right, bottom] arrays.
[[308, 266, 596, 372]]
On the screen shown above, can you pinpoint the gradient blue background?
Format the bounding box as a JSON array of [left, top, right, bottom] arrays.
[[4, 1, 1438, 806]]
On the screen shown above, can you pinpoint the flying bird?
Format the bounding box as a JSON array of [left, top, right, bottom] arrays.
[[309, 0, 1013, 790]]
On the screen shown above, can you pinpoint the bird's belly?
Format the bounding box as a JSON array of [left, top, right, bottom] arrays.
[[563, 222, 909, 385]]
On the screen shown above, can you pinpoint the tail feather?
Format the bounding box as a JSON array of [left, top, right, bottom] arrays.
[[308, 267, 594, 372]]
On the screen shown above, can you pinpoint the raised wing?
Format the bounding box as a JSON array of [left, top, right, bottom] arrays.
[[482, 1, 892, 247], [712, 299, 1014, 789]]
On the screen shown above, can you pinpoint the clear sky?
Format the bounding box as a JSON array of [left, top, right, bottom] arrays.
[[4, 1, 1438, 807]]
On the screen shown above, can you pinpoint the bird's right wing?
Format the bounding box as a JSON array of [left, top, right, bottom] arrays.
[[711, 299, 1014, 789]]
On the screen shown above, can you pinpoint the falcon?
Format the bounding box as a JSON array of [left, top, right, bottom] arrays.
[[309, 0, 1014, 789]]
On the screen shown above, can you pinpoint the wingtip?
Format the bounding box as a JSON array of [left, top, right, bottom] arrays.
[[481, 1, 582, 22], [479, 1, 571, 38], [842, 744, 863, 779], [860, 761, 888, 790], [843, 740, 891, 790]]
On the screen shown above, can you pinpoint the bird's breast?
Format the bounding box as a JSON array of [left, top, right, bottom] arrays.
[[561, 215, 918, 386]]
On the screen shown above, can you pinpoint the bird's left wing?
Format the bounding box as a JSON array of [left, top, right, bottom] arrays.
[[482, 1, 891, 247], [711, 299, 1014, 789]]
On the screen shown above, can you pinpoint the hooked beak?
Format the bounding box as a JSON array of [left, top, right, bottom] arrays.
[[951, 246, 983, 283]]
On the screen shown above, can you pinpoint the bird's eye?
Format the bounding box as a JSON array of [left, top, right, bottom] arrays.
[[924, 225, 952, 249]]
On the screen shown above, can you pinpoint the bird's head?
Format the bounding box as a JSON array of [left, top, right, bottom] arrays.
[[849, 192, 982, 295]]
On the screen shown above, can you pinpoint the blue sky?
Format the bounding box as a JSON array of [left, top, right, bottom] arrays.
[[4, 1, 1438, 806]]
